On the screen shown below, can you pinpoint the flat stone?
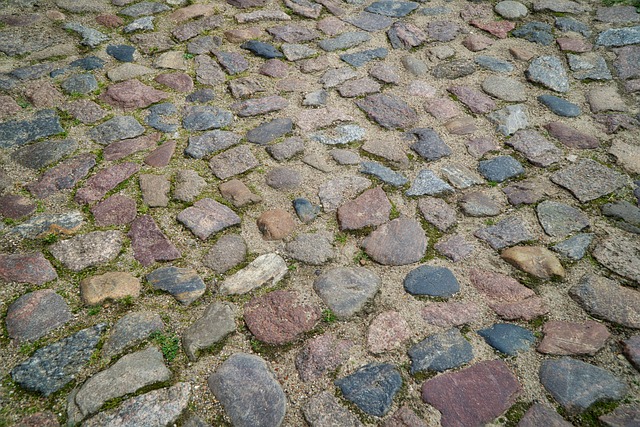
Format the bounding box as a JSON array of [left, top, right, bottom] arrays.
[[519, 404, 572, 427], [50, 231, 122, 272], [147, 266, 205, 305], [284, 232, 333, 265], [502, 246, 565, 279], [422, 360, 521, 427], [610, 140, 640, 175], [11, 324, 105, 396], [0, 253, 57, 285], [103, 133, 159, 161], [88, 116, 144, 145], [421, 302, 481, 327], [538, 321, 610, 355], [219, 179, 262, 207], [128, 215, 181, 266], [245, 290, 320, 345], [356, 94, 417, 130], [551, 233, 593, 260], [382, 406, 428, 427], [434, 235, 475, 262], [538, 95, 581, 117], [466, 136, 499, 158], [80, 272, 140, 306], [154, 72, 193, 92], [441, 163, 483, 190], [361, 139, 408, 167], [406, 169, 453, 196], [463, 34, 495, 51], [318, 176, 371, 211], [567, 53, 612, 80], [219, 253, 287, 295], [404, 265, 459, 298], [75, 162, 140, 205], [99, 79, 168, 110], [366, 311, 410, 354], [478, 323, 535, 355], [311, 124, 365, 146], [194, 54, 225, 86], [474, 216, 534, 250], [408, 128, 452, 161], [470, 19, 515, 38], [338, 77, 381, 97], [409, 328, 473, 374], [257, 209, 295, 240], [6, 290, 71, 343], [0, 110, 64, 149], [0, 194, 35, 220], [293, 198, 321, 223], [555, 16, 591, 36], [593, 235, 640, 283], [209, 145, 259, 180], [172, 15, 221, 40], [63, 22, 109, 48], [102, 311, 164, 357], [203, 234, 246, 274], [540, 358, 627, 415], [388, 21, 427, 49], [303, 392, 363, 427], [319, 67, 358, 89], [513, 21, 554, 45], [537, 200, 589, 238], [432, 60, 476, 79], [335, 363, 402, 417], [448, 86, 495, 114], [11, 138, 77, 171], [417, 198, 456, 232], [214, 50, 249, 75], [545, 122, 599, 149], [296, 333, 352, 381], [360, 162, 408, 187], [177, 198, 240, 240], [183, 302, 235, 361], [14, 412, 59, 427], [209, 353, 286, 427], [365, 1, 418, 17], [119, 1, 169, 17], [240, 40, 283, 59], [284, 0, 322, 19], [478, 156, 524, 182], [557, 36, 592, 52], [614, 46, 640, 80], [526, 56, 569, 92], [622, 336, 640, 370], [363, 218, 427, 265], [231, 95, 288, 117], [183, 105, 233, 131], [533, 0, 590, 13], [551, 160, 627, 203], [186, 130, 241, 159], [482, 76, 526, 102], [597, 26, 640, 47], [24, 82, 64, 108], [247, 118, 292, 145], [600, 404, 640, 427], [83, 383, 190, 427], [144, 139, 175, 167], [337, 187, 390, 230], [571, 274, 640, 328], [475, 56, 514, 73], [314, 266, 381, 318], [587, 86, 627, 114], [460, 190, 505, 217], [487, 104, 529, 136], [427, 20, 460, 42], [495, 1, 528, 19], [602, 201, 640, 234]]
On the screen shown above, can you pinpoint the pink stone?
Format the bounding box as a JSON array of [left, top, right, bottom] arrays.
[[91, 194, 137, 226], [6, 289, 71, 342], [367, 311, 410, 353], [545, 122, 600, 149], [128, 215, 181, 266], [623, 335, 640, 370], [421, 302, 481, 327], [556, 37, 592, 52], [518, 403, 572, 427], [74, 162, 140, 205], [154, 72, 194, 92], [144, 140, 175, 167], [24, 81, 63, 108], [424, 97, 461, 120], [469, 268, 534, 302], [470, 20, 516, 38], [0, 253, 57, 285], [295, 333, 353, 381], [538, 321, 610, 355], [337, 187, 391, 230], [259, 59, 289, 78], [95, 14, 123, 28], [463, 33, 494, 51], [257, 209, 296, 240], [0, 95, 21, 119], [99, 79, 169, 110]]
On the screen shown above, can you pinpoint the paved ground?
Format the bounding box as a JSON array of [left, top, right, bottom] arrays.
[[1, 0, 640, 425]]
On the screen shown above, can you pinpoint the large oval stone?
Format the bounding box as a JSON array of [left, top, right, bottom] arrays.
[[362, 218, 427, 265]]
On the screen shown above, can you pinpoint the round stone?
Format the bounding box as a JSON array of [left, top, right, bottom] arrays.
[[495, 1, 528, 19], [404, 265, 460, 298], [362, 218, 428, 265]]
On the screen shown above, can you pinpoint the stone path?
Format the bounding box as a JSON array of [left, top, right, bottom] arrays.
[[1, 0, 639, 425]]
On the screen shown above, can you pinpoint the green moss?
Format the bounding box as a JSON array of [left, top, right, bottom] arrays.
[[322, 308, 338, 324], [500, 401, 532, 426], [87, 306, 101, 316], [150, 331, 181, 362], [353, 250, 370, 265], [569, 399, 621, 426]]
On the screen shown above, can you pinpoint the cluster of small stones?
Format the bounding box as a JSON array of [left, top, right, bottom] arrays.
[[1, 0, 640, 425]]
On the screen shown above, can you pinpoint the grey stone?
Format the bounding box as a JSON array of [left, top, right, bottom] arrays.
[[247, 118, 292, 145], [335, 363, 402, 417], [203, 234, 246, 274], [478, 323, 536, 355], [63, 23, 109, 48], [418, 197, 457, 231], [409, 329, 473, 373], [340, 48, 388, 67], [208, 353, 286, 427], [403, 265, 460, 298], [106, 44, 136, 62], [482, 76, 526, 102], [441, 163, 484, 189], [312, 125, 365, 145], [360, 161, 408, 187], [362, 217, 428, 265], [513, 22, 554, 45], [526, 56, 569, 92], [507, 130, 562, 167], [286, 232, 334, 265], [50, 231, 123, 271], [11, 138, 77, 170], [241, 40, 283, 58], [146, 266, 206, 305], [6, 290, 72, 343], [538, 95, 581, 117], [177, 198, 240, 240], [219, 253, 287, 295], [314, 267, 381, 318], [555, 17, 591, 36], [593, 236, 640, 285], [602, 201, 640, 234], [460, 191, 504, 217], [487, 104, 529, 136], [7, 211, 83, 239], [183, 302, 236, 361], [475, 56, 514, 73], [185, 130, 241, 159], [293, 198, 320, 223], [89, 116, 144, 145], [567, 53, 613, 80], [318, 176, 371, 211], [303, 392, 363, 427], [409, 128, 452, 161], [495, 1, 528, 19], [140, 174, 170, 207], [0, 109, 64, 149], [102, 311, 164, 357], [550, 159, 627, 203], [61, 74, 98, 94], [478, 156, 524, 182], [537, 200, 589, 238], [209, 145, 259, 180], [571, 274, 640, 327], [474, 216, 534, 250], [552, 233, 594, 260], [406, 169, 453, 196], [432, 60, 476, 79], [319, 67, 358, 88], [597, 26, 640, 47], [402, 55, 429, 76], [365, 1, 418, 17], [302, 90, 328, 106], [183, 106, 233, 131]]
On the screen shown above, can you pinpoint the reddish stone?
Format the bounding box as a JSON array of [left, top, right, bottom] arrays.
[[538, 321, 610, 355], [424, 98, 461, 121], [445, 116, 477, 135], [91, 194, 137, 226], [295, 333, 353, 381], [28, 154, 96, 199], [224, 27, 265, 43], [24, 81, 64, 109], [103, 133, 161, 161], [169, 4, 214, 22], [363, 218, 428, 266], [219, 179, 262, 207], [0, 95, 21, 119], [244, 290, 321, 345], [99, 79, 169, 110], [128, 215, 181, 266], [15, 411, 60, 427], [144, 140, 175, 167], [64, 99, 107, 124], [6, 289, 71, 342], [466, 136, 499, 158], [382, 406, 428, 427], [470, 20, 516, 38], [317, 16, 346, 35], [0, 253, 57, 285], [434, 234, 474, 262], [337, 187, 391, 230], [557, 37, 592, 52], [463, 33, 494, 51], [422, 360, 522, 427], [154, 73, 194, 92], [418, 197, 457, 231], [231, 95, 288, 117], [74, 162, 140, 205], [518, 403, 572, 427], [448, 86, 496, 114], [0, 13, 40, 26], [622, 335, 640, 370], [367, 310, 410, 353], [545, 122, 600, 149], [421, 302, 481, 327], [490, 298, 548, 321], [95, 14, 123, 28], [259, 59, 289, 78], [460, 3, 493, 21], [257, 209, 296, 240], [0, 194, 36, 219]]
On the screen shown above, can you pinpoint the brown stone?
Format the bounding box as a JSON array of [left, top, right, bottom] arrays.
[[15, 411, 60, 427], [0, 95, 21, 119], [587, 86, 628, 113], [95, 14, 123, 28], [622, 335, 640, 370], [64, 99, 107, 124], [224, 27, 265, 43], [490, 298, 548, 321], [28, 154, 96, 199], [140, 174, 170, 207], [91, 194, 137, 226], [501, 246, 566, 280], [169, 4, 214, 22], [259, 59, 289, 78], [544, 122, 600, 149], [556, 37, 592, 52], [538, 321, 610, 355], [463, 33, 494, 51], [470, 20, 516, 38], [510, 46, 536, 61], [257, 209, 296, 240], [362, 218, 427, 266], [6, 289, 71, 342], [24, 81, 63, 108], [103, 133, 160, 161], [219, 179, 262, 207], [418, 197, 457, 231], [382, 406, 428, 427], [128, 215, 181, 267], [154, 73, 194, 92], [80, 272, 141, 305], [518, 403, 572, 427], [75, 162, 140, 205], [0, 194, 36, 219], [445, 116, 477, 135], [99, 79, 169, 110], [295, 333, 353, 381], [367, 311, 410, 354], [337, 187, 391, 231], [144, 140, 175, 167], [422, 360, 522, 426], [0, 253, 57, 285]]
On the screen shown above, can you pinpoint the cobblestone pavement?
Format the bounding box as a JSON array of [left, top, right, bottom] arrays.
[[1, 0, 640, 425]]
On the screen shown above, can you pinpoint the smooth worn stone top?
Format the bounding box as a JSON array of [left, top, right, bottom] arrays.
[[6, 289, 72, 342], [219, 253, 287, 295], [335, 363, 402, 417], [404, 265, 460, 298], [550, 159, 628, 203], [49, 231, 123, 271], [362, 217, 428, 265], [365, 1, 419, 17], [314, 266, 381, 319], [0, 109, 64, 149], [0, 252, 57, 285]]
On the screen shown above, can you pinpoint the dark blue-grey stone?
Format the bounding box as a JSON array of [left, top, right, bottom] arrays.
[[540, 357, 628, 415], [335, 363, 402, 417], [119, 1, 170, 17], [0, 110, 64, 149], [317, 32, 371, 52], [183, 106, 233, 131], [293, 198, 320, 223], [145, 103, 178, 133], [406, 169, 453, 196], [344, 11, 393, 31], [409, 128, 452, 161], [61, 73, 98, 94], [246, 118, 293, 145], [365, 1, 419, 17], [478, 156, 524, 182], [602, 201, 640, 234], [552, 233, 594, 260], [146, 266, 206, 305], [408, 328, 473, 373], [555, 17, 591, 37], [512, 22, 554, 45], [106, 44, 136, 62], [208, 353, 286, 427], [241, 40, 283, 59], [0, 73, 19, 90], [70, 56, 106, 71], [538, 95, 581, 117], [186, 89, 215, 103], [10, 63, 55, 80], [478, 323, 535, 356], [10, 324, 106, 396], [475, 56, 514, 73], [360, 161, 408, 187], [185, 130, 241, 159], [403, 265, 460, 298], [597, 26, 640, 47], [340, 48, 388, 67], [11, 138, 77, 170], [88, 116, 144, 145]]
